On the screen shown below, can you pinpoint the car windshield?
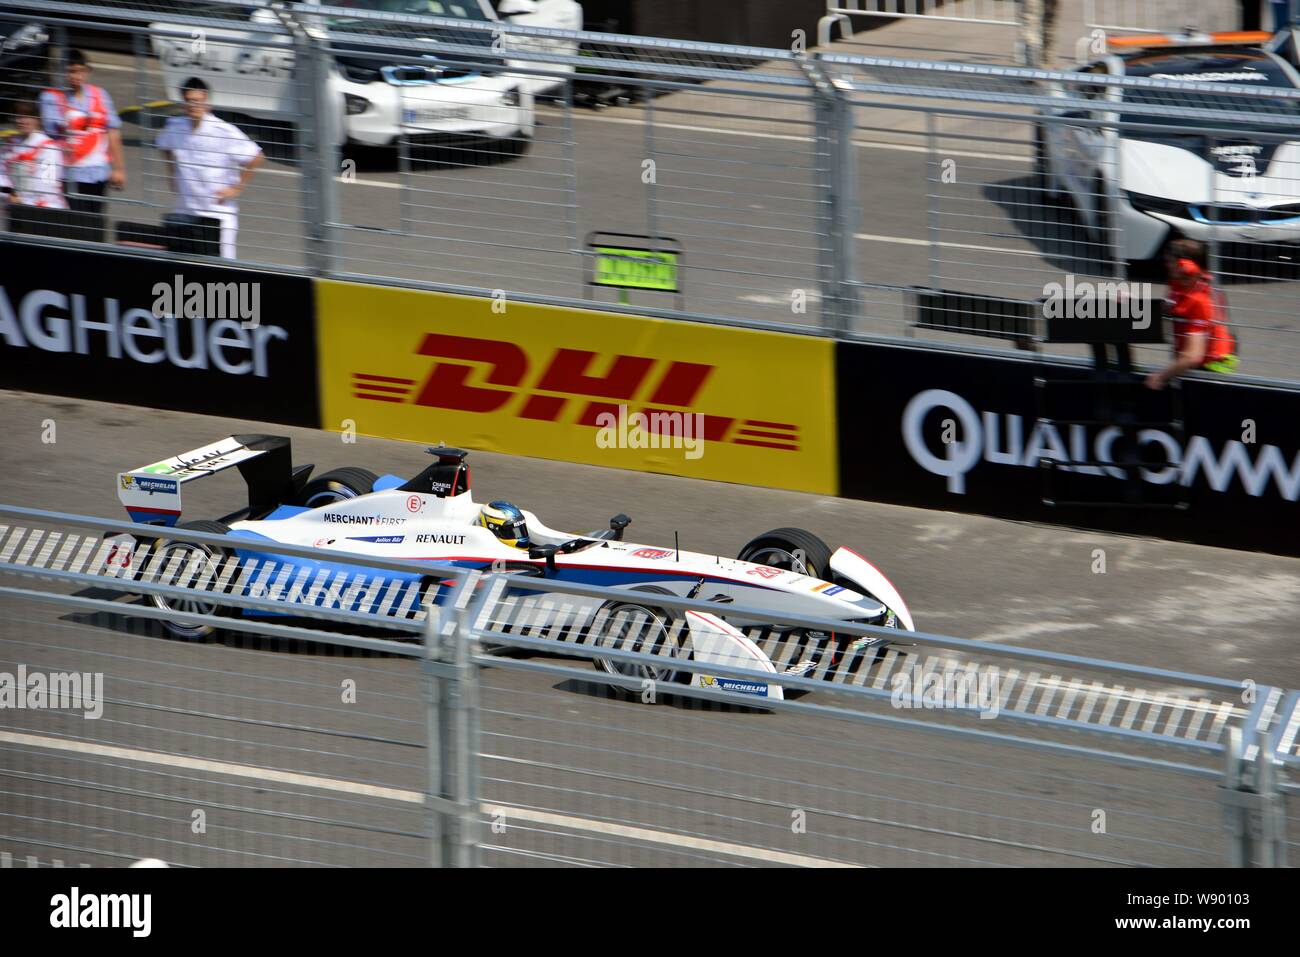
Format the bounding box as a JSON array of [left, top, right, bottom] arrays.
[[1120, 52, 1300, 134]]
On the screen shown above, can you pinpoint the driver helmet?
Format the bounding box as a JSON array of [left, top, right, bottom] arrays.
[[477, 501, 531, 549]]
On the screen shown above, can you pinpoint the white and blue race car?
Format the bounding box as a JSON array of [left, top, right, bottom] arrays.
[[112, 435, 914, 700]]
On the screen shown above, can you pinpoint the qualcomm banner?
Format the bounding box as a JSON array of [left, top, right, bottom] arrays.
[[837, 341, 1300, 556]]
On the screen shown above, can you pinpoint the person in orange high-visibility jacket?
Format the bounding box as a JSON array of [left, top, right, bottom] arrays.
[[39, 49, 126, 226], [1145, 238, 1237, 390]]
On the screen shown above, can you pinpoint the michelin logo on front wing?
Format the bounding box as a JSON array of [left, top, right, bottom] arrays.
[[700, 675, 769, 696], [0, 287, 287, 377]]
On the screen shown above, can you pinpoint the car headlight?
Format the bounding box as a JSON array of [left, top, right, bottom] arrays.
[[502, 87, 520, 107], [344, 93, 370, 116], [1126, 191, 1189, 218], [2, 23, 49, 52]]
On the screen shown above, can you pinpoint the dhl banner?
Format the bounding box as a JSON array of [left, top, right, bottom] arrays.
[[315, 280, 837, 494]]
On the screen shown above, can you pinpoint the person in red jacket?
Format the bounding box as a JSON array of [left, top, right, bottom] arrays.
[[1145, 238, 1237, 390]]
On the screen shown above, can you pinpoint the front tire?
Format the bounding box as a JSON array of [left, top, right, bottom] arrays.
[[737, 527, 833, 580], [294, 467, 378, 507], [592, 585, 688, 699], [150, 520, 233, 641]]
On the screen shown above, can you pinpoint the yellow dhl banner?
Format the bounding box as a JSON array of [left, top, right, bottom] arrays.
[[315, 280, 837, 494]]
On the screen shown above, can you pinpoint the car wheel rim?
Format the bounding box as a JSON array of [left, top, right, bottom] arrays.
[[745, 546, 814, 577], [595, 604, 680, 684], [149, 542, 218, 638], [304, 486, 359, 507]]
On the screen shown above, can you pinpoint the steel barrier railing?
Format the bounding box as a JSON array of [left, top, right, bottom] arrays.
[[0, 503, 1293, 866]]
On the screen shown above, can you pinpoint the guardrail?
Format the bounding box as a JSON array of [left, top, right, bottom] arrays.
[[0, 504, 1292, 866], [1083, 0, 1244, 34], [822, 0, 1023, 46], [4, 1, 1300, 383]]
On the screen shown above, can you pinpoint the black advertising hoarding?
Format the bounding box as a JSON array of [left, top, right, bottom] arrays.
[[0, 240, 320, 427], [836, 340, 1300, 556]]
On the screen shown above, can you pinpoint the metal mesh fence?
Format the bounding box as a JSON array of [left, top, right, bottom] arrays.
[[476, 658, 1229, 867], [6, 3, 1300, 373], [0, 611, 428, 867], [0, 504, 1293, 867]]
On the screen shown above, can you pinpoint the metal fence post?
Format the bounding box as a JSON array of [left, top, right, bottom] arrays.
[[422, 572, 482, 868], [422, 606, 446, 867], [278, 6, 338, 275], [831, 76, 860, 334], [1219, 726, 1288, 867], [807, 57, 858, 336]]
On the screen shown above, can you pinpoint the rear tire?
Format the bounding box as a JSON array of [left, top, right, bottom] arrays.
[[150, 520, 232, 641], [295, 467, 378, 507], [737, 527, 833, 580]]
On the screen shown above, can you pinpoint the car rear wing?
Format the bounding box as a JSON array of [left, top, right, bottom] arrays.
[[117, 435, 308, 526]]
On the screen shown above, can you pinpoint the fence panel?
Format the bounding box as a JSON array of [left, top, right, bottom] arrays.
[[1083, 0, 1245, 34], [474, 657, 1228, 867], [0, 505, 1291, 867], [8, 2, 1300, 382]]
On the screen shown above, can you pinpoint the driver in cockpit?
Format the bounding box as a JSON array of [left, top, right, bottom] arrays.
[[476, 501, 531, 549]]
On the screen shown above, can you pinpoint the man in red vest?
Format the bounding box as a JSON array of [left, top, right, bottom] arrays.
[[1145, 238, 1238, 390], [39, 49, 126, 233]]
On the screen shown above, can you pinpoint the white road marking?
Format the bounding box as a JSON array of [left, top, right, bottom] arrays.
[[854, 230, 1030, 254], [0, 729, 417, 803], [564, 110, 1031, 163], [483, 804, 860, 868], [0, 730, 856, 868]]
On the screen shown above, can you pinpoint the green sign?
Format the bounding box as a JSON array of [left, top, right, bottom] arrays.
[[592, 246, 679, 292]]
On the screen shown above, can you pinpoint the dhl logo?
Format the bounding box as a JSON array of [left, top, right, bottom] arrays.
[[351, 333, 800, 452]]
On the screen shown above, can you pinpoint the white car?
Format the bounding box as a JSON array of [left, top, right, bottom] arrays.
[[112, 436, 915, 700], [1037, 31, 1300, 262], [150, 0, 582, 151]]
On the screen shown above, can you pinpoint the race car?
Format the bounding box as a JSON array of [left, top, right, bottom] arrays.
[[111, 435, 914, 700], [149, 0, 582, 153], [1036, 29, 1300, 263]]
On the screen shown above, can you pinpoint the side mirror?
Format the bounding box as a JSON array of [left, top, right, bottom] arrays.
[[528, 543, 559, 574], [497, 0, 539, 16], [608, 514, 631, 540]]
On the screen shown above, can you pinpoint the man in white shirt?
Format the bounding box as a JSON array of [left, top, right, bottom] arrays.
[[155, 77, 265, 259], [1, 100, 68, 212]]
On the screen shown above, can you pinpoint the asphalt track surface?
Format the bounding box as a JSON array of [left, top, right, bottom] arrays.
[[44, 47, 1300, 381], [1, 389, 1298, 867]]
